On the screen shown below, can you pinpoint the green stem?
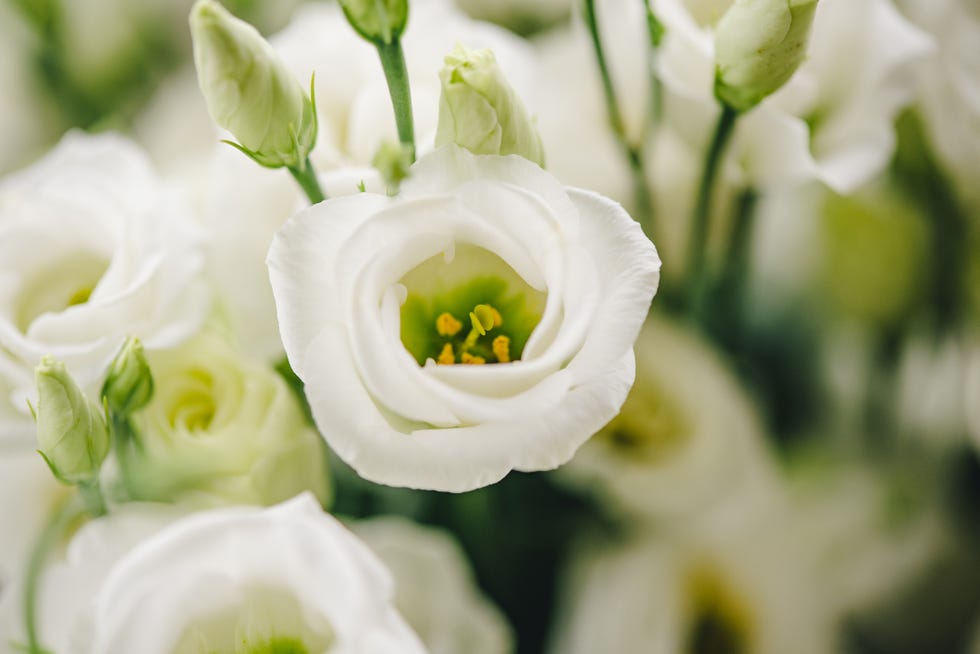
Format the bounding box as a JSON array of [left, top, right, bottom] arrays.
[[705, 188, 758, 344], [287, 157, 326, 205], [376, 38, 416, 163], [23, 496, 85, 654], [77, 479, 107, 518], [684, 104, 739, 316], [582, 0, 656, 237]]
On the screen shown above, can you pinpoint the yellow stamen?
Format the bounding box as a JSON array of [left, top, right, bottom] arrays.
[[437, 343, 456, 365], [436, 312, 462, 337], [491, 307, 503, 327], [470, 304, 497, 336], [461, 353, 486, 365], [492, 335, 510, 363]]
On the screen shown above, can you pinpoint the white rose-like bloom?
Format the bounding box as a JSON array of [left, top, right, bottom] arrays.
[[353, 517, 513, 654], [0, 494, 426, 653], [269, 145, 661, 492], [0, 131, 210, 438], [651, 0, 933, 192], [556, 315, 778, 520]]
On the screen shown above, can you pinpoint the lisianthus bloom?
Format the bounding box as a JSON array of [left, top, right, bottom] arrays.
[[353, 517, 514, 654], [269, 145, 661, 491], [0, 132, 209, 440], [0, 494, 426, 653]]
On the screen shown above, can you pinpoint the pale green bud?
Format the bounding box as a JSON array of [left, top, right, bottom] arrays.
[[102, 337, 154, 417], [34, 356, 110, 485], [435, 44, 545, 167], [339, 0, 408, 45], [713, 0, 819, 112], [372, 141, 413, 193], [190, 0, 317, 169]]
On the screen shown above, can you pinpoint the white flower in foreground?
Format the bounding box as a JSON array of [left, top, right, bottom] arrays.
[[353, 517, 514, 654], [0, 131, 209, 438], [122, 328, 330, 507], [557, 315, 777, 520], [0, 494, 426, 653], [269, 145, 661, 491]]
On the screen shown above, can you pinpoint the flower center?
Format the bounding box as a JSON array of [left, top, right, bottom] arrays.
[[165, 368, 218, 433], [14, 251, 109, 331], [684, 567, 753, 654], [597, 378, 690, 463], [399, 245, 545, 366]]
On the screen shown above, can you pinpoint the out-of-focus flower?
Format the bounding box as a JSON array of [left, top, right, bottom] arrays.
[[34, 356, 109, 485], [190, 0, 317, 170], [436, 44, 545, 165], [269, 145, 661, 491], [0, 132, 209, 441], [896, 0, 980, 209], [557, 315, 776, 520], [713, 0, 820, 112], [0, 494, 427, 653], [353, 517, 514, 654], [573, 0, 933, 193], [122, 328, 330, 507]]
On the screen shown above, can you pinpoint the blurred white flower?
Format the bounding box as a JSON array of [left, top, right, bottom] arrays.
[[0, 132, 210, 440], [0, 494, 426, 653], [897, 0, 980, 209], [556, 314, 777, 520], [122, 328, 330, 508], [548, 485, 837, 654], [0, 451, 65, 587], [353, 516, 514, 654], [655, 0, 934, 192], [269, 145, 661, 491]]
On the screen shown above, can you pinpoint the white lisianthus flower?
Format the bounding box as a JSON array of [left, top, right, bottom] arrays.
[[121, 328, 330, 507], [269, 145, 661, 491], [556, 315, 777, 520], [0, 131, 210, 439], [353, 517, 514, 654], [0, 494, 426, 653], [654, 0, 934, 192]]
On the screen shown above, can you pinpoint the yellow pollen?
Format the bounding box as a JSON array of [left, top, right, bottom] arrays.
[[491, 307, 503, 327], [437, 343, 456, 365], [436, 312, 463, 337], [492, 335, 511, 363], [461, 353, 486, 365]]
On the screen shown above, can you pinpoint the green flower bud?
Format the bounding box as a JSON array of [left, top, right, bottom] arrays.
[[713, 0, 820, 112], [435, 44, 545, 167], [372, 141, 413, 193], [339, 0, 408, 45], [190, 0, 317, 169], [102, 337, 154, 417], [34, 356, 110, 485]]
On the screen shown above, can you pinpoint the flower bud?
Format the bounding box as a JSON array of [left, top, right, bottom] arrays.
[[190, 0, 317, 169], [435, 44, 545, 166], [372, 141, 413, 192], [339, 0, 408, 45], [34, 356, 110, 485], [102, 337, 154, 417], [713, 0, 820, 112]]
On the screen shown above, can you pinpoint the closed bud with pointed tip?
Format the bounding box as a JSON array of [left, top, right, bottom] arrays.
[[190, 0, 317, 169], [102, 337, 154, 417], [435, 44, 545, 166], [35, 356, 110, 485], [714, 0, 820, 112]]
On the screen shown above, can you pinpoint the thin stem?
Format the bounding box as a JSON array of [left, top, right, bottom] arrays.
[[684, 104, 739, 316], [77, 479, 107, 518], [23, 495, 85, 654], [706, 188, 758, 345], [376, 38, 416, 163], [582, 0, 656, 236], [287, 157, 326, 205]]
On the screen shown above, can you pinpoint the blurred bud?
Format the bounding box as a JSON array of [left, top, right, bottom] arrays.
[[713, 0, 819, 112], [339, 0, 408, 44], [190, 0, 317, 169], [34, 356, 110, 485], [372, 141, 413, 192], [102, 337, 154, 417], [435, 44, 545, 166]]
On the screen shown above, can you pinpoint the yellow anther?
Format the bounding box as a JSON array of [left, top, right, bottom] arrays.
[[461, 353, 486, 365], [437, 343, 456, 365], [436, 312, 463, 337], [470, 304, 497, 335], [491, 307, 503, 327], [492, 335, 511, 363]]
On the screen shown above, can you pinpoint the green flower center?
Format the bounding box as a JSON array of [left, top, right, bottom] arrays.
[[597, 378, 690, 463], [399, 245, 545, 366], [15, 251, 108, 331], [684, 567, 753, 654]]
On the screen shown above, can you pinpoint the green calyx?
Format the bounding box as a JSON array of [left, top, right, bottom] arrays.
[[399, 246, 544, 366]]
